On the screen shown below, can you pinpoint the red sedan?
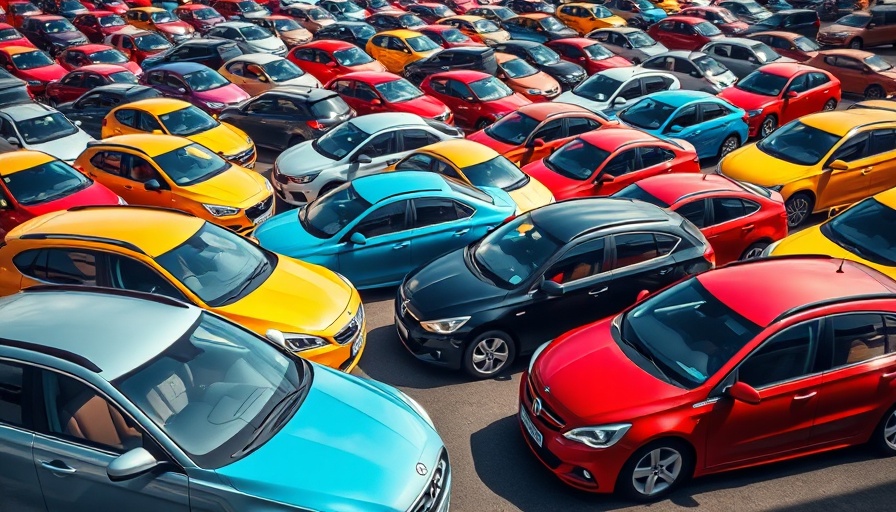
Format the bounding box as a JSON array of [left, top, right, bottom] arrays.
[[421, 70, 531, 132], [718, 62, 840, 139], [326, 71, 453, 122], [72, 10, 127, 43], [677, 6, 748, 36], [646, 16, 723, 51], [521, 255, 896, 499], [0, 22, 35, 49], [287, 40, 385, 84], [417, 24, 482, 48], [613, 173, 787, 263], [546, 38, 631, 75], [55, 43, 141, 75], [521, 129, 700, 200], [46, 63, 137, 104], [0, 46, 66, 97], [80, 0, 127, 14]]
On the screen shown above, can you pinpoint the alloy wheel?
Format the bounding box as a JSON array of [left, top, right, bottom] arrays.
[[823, 99, 836, 111], [719, 136, 738, 158], [884, 410, 896, 451], [760, 116, 776, 138], [470, 337, 509, 375], [742, 245, 766, 260], [786, 195, 811, 227], [866, 86, 884, 100], [631, 447, 683, 497]]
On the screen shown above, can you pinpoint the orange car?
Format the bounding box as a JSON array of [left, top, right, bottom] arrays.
[[495, 51, 560, 102]]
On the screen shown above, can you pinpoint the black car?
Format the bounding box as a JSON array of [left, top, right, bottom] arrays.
[[504, 0, 555, 14], [141, 38, 243, 70], [491, 40, 585, 90], [405, 3, 456, 24], [404, 47, 497, 84], [717, 0, 773, 24], [312, 21, 376, 48], [396, 198, 715, 378], [740, 8, 820, 36], [55, 84, 161, 138], [20, 15, 89, 55], [0, 68, 32, 109], [218, 86, 354, 150], [37, 0, 88, 20], [366, 11, 427, 31]]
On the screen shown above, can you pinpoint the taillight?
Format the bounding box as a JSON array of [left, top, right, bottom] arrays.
[[306, 119, 325, 130], [101, 118, 107, 126], [741, 112, 749, 124], [704, 244, 716, 267], [814, 18, 820, 27]]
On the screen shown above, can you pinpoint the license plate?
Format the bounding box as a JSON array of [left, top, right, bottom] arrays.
[[254, 209, 272, 225], [351, 333, 363, 357], [520, 408, 543, 447], [245, 162, 255, 169], [395, 316, 408, 341]]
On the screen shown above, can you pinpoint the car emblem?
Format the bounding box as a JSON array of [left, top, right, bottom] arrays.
[[544, 386, 550, 394], [416, 462, 427, 476], [400, 299, 410, 317], [532, 398, 542, 417]]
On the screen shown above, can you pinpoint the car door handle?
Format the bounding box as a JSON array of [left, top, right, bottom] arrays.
[[657, 267, 673, 275], [588, 287, 608, 296], [882, 370, 896, 379], [393, 242, 409, 249], [861, 167, 873, 175], [453, 228, 469, 236], [124, 185, 133, 190], [386, 158, 399, 165], [40, 460, 76, 475], [741, 224, 754, 232], [692, 130, 701, 135], [793, 391, 817, 401], [440, 65, 449, 70]]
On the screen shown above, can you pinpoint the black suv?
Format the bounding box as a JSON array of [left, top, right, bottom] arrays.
[[56, 84, 161, 138], [312, 21, 376, 48], [20, 15, 88, 55], [403, 47, 498, 84], [396, 198, 715, 378], [491, 40, 585, 90], [141, 38, 243, 71], [741, 9, 820, 37]]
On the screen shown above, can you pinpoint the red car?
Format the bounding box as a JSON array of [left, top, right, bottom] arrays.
[[72, 10, 127, 43], [0, 152, 122, 238], [354, 0, 405, 13], [174, 4, 226, 34], [46, 63, 136, 104], [718, 62, 840, 139], [612, 173, 787, 263], [522, 129, 700, 200], [421, 70, 531, 131], [747, 31, 820, 63], [521, 255, 896, 500], [326, 71, 453, 122], [0, 22, 35, 48], [468, 102, 616, 165], [103, 28, 171, 64], [646, 16, 723, 51], [677, 6, 748, 36], [0, 46, 66, 96], [417, 24, 482, 48], [287, 40, 385, 84], [7, 1, 41, 28], [55, 43, 140, 74], [546, 38, 631, 75]]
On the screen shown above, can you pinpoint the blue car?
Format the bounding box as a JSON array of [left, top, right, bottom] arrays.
[[602, 0, 667, 28], [255, 171, 516, 289], [616, 90, 748, 161]]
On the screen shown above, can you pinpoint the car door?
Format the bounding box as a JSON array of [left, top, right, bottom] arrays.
[[705, 43, 738, 78], [806, 72, 835, 113], [443, 78, 477, 127], [661, 104, 702, 148], [816, 132, 872, 210], [603, 231, 682, 307], [704, 320, 825, 468], [0, 361, 45, 512], [86, 150, 173, 205], [866, 128, 896, 194], [349, 129, 401, 178], [408, 196, 474, 271], [593, 147, 639, 196], [702, 197, 757, 264], [781, 72, 814, 120], [228, 95, 271, 142], [31, 369, 190, 512], [695, 101, 732, 155], [513, 118, 564, 164], [55, 71, 84, 102], [828, 55, 864, 95], [339, 199, 411, 286]]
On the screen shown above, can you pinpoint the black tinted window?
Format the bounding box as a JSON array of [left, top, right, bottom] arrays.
[[711, 198, 746, 224], [14, 248, 97, 285], [107, 254, 184, 299], [566, 117, 600, 136], [413, 197, 459, 227], [739, 321, 821, 388], [546, 238, 605, 284], [676, 200, 706, 228], [612, 233, 659, 269], [355, 200, 408, 238], [701, 102, 729, 121], [831, 314, 889, 368], [640, 146, 674, 167], [0, 362, 25, 427], [402, 129, 436, 150]]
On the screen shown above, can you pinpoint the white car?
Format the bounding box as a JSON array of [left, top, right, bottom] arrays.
[[554, 67, 680, 116], [0, 102, 94, 163], [207, 21, 287, 57], [220, 54, 321, 96]]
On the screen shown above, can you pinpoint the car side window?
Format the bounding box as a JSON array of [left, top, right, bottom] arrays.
[[808, 72, 830, 89], [610, 233, 663, 270], [533, 120, 563, 142], [396, 153, 436, 171], [113, 108, 137, 127], [546, 238, 606, 284], [643, 76, 670, 94], [0, 361, 27, 427], [710, 44, 730, 58], [730, 45, 754, 62], [106, 253, 184, 299], [711, 197, 746, 224], [413, 197, 460, 228], [641, 57, 664, 70], [354, 200, 409, 238], [617, 79, 642, 100], [602, 148, 638, 176], [702, 102, 730, 122], [828, 133, 869, 163], [566, 117, 600, 137], [787, 73, 809, 93], [146, 71, 165, 86], [358, 131, 398, 157], [869, 129, 896, 157], [830, 314, 892, 368], [84, 74, 105, 89], [401, 129, 437, 151], [14, 248, 98, 286], [674, 199, 706, 228], [62, 72, 84, 86], [137, 112, 162, 132], [674, 58, 699, 76], [124, 155, 162, 183], [445, 79, 472, 99], [291, 48, 314, 61], [639, 146, 674, 167], [353, 82, 378, 102], [665, 106, 698, 133], [164, 74, 187, 90], [738, 320, 822, 389]]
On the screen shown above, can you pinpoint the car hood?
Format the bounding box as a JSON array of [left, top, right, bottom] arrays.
[[277, 72, 321, 88], [543, 59, 582, 75], [276, 140, 338, 176], [280, 28, 312, 43], [247, 36, 286, 51], [26, 129, 94, 162], [466, 129, 515, 154], [507, 70, 549, 89], [720, 143, 811, 187], [156, 20, 194, 34], [405, 247, 507, 316], [182, 166, 269, 206], [253, 208, 332, 257], [548, 27, 577, 39], [521, 158, 581, 197], [717, 85, 777, 111], [48, 31, 88, 43], [821, 22, 861, 35], [709, 69, 738, 88], [20, 64, 67, 82], [508, 175, 553, 212], [216, 366, 443, 512], [21, 181, 120, 216], [195, 84, 251, 105], [638, 41, 668, 56], [486, 91, 531, 111], [187, 123, 253, 156], [394, 93, 448, 118]]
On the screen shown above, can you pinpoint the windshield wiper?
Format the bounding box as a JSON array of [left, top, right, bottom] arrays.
[[619, 325, 675, 386], [217, 260, 268, 306], [231, 388, 302, 458]]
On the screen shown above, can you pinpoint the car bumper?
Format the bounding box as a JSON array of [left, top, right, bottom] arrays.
[[271, 176, 317, 206], [210, 194, 274, 234], [394, 299, 467, 370], [816, 35, 847, 46], [225, 146, 257, 169], [298, 307, 367, 372]]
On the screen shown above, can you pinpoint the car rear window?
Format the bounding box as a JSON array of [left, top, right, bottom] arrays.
[[309, 95, 351, 118], [217, 42, 243, 61]]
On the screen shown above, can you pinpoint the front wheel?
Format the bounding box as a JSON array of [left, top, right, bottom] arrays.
[[718, 135, 739, 159], [759, 114, 777, 139], [618, 440, 694, 502], [849, 37, 863, 49], [740, 241, 769, 260], [475, 119, 490, 131], [462, 330, 516, 379], [872, 406, 896, 456], [823, 99, 837, 111], [865, 84, 885, 100], [785, 192, 814, 228]]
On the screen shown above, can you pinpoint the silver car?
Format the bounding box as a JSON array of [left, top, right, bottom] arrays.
[[585, 27, 668, 65], [639, 50, 738, 93], [0, 102, 94, 163], [554, 67, 680, 116], [272, 112, 463, 206], [701, 37, 794, 79], [207, 21, 287, 57]]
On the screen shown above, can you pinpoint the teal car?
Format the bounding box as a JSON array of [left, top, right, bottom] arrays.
[[254, 171, 516, 289], [0, 286, 449, 512]]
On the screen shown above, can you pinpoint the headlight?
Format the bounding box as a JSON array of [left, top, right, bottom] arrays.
[[246, 135, 252, 144], [289, 172, 319, 184], [761, 238, 783, 257], [202, 203, 240, 217], [528, 341, 550, 374], [419, 316, 470, 334], [396, 389, 435, 429], [281, 333, 329, 352], [492, 112, 506, 121], [117, 196, 127, 205], [27, 80, 41, 86], [746, 108, 763, 117], [767, 185, 783, 192], [826, 32, 848, 38], [206, 101, 226, 109], [563, 423, 631, 449], [527, 88, 543, 95]]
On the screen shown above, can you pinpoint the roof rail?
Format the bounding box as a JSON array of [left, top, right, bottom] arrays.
[[0, 337, 101, 373], [772, 292, 896, 324], [66, 204, 196, 217], [23, 285, 190, 309], [17, 233, 147, 255], [84, 140, 153, 155]]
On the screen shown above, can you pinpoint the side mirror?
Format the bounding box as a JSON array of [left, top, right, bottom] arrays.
[[496, 72, 505, 79], [349, 232, 367, 244], [257, 74, 268, 82], [325, 60, 337, 67], [370, 98, 382, 105], [144, 178, 162, 191], [107, 448, 160, 482], [539, 278, 563, 297], [177, 87, 186, 94], [265, 328, 288, 348], [596, 173, 615, 184], [465, 96, 476, 102], [667, 124, 683, 133], [355, 153, 372, 164], [74, 120, 82, 127], [0, 198, 10, 209], [868, 22, 876, 28], [6, 136, 18, 146], [828, 159, 849, 171], [4, 64, 12, 71], [727, 381, 761, 405], [612, 96, 627, 106], [529, 137, 545, 148], [151, 128, 163, 134], [636, 289, 650, 302], [622, 42, 632, 49], [785, 90, 797, 98]]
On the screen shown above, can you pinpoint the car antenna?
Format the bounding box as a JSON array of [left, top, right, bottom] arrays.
[[836, 259, 845, 273], [701, 174, 707, 181]]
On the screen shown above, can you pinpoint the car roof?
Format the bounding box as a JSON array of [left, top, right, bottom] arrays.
[[430, 69, 491, 82], [0, 288, 202, 380], [498, 39, 540, 49], [578, 127, 662, 148], [759, 61, 816, 77], [89, 133, 193, 158], [70, 63, 130, 74], [1, 101, 62, 121], [261, 85, 338, 100], [800, 109, 896, 137], [29, 15, 65, 20], [0, 45, 40, 56], [600, 66, 665, 80], [634, 173, 748, 204], [337, 70, 401, 84], [709, 37, 759, 47], [670, 16, 709, 24], [642, 89, 716, 107], [659, 50, 706, 60], [749, 30, 801, 39], [120, 97, 191, 114], [819, 48, 875, 59], [698, 257, 896, 327], [229, 52, 282, 64], [350, 111, 428, 132], [304, 39, 356, 51], [519, 12, 550, 18], [442, 46, 491, 55], [129, 6, 165, 12], [66, 43, 113, 52], [152, 61, 211, 73], [218, 20, 255, 28], [0, 150, 56, 176], [422, 139, 498, 167], [352, 171, 449, 203], [91, 83, 155, 95], [513, 101, 593, 120], [595, 26, 640, 34], [379, 28, 426, 39], [549, 37, 600, 48], [531, 197, 671, 242], [177, 3, 210, 9]]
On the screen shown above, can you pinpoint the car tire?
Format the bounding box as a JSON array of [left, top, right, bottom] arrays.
[[462, 330, 516, 379], [849, 37, 863, 49], [740, 241, 768, 260], [872, 405, 896, 456], [318, 181, 343, 198], [287, 135, 304, 147], [785, 192, 814, 228], [865, 84, 885, 100], [718, 134, 739, 159], [759, 114, 777, 138], [823, 99, 837, 111], [617, 439, 694, 502]]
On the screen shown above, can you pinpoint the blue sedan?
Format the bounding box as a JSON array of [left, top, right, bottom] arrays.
[[255, 171, 516, 289], [616, 90, 749, 161]]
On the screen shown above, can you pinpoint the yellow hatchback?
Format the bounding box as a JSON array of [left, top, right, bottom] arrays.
[[0, 206, 367, 371], [556, 3, 626, 35], [74, 134, 273, 234], [720, 109, 896, 227], [392, 139, 554, 213], [365, 29, 441, 74], [102, 98, 256, 169]]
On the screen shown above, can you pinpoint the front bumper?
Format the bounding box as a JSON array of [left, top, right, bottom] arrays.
[[296, 305, 367, 372], [208, 194, 274, 234], [394, 295, 467, 370], [816, 34, 847, 46]]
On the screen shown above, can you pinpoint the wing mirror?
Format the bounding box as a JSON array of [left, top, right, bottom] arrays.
[[107, 448, 160, 482], [667, 124, 683, 133], [325, 60, 337, 67], [785, 90, 798, 98], [144, 179, 162, 191], [0, 198, 10, 209], [539, 278, 563, 297], [355, 153, 373, 164], [257, 74, 268, 82], [612, 96, 627, 106], [595, 173, 615, 184], [6, 136, 18, 146], [528, 137, 545, 149], [349, 232, 367, 245], [727, 381, 761, 405], [370, 98, 382, 105], [828, 159, 849, 171], [176, 87, 186, 94], [636, 289, 650, 302]]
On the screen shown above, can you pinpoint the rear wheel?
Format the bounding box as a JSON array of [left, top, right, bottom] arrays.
[[849, 37, 863, 49], [318, 181, 343, 199], [759, 114, 777, 138], [462, 330, 516, 379], [785, 192, 814, 228], [618, 439, 694, 502], [865, 85, 885, 100], [823, 99, 837, 111], [740, 242, 769, 260], [872, 406, 896, 456], [718, 135, 739, 159]]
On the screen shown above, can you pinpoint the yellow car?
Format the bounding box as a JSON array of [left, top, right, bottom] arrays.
[[74, 134, 273, 234], [720, 109, 896, 228], [102, 98, 256, 169], [556, 3, 626, 35], [392, 139, 554, 213], [649, 0, 680, 13], [124, 7, 196, 42], [437, 15, 511, 45], [0, 206, 366, 371], [766, 187, 896, 280], [365, 29, 441, 74]]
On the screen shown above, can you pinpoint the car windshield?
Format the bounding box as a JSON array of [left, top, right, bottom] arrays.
[[156, 223, 273, 306], [736, 70, 787, 96], [632, 0, 654, 10], [441, 28, 469, 42], [313, 120, 369, 160], [98, 14, 126, 26], [694, 55, 728, 76], [612, 183, 670, 207], [183, 69, 229, 92], [256, 58, 301, 81], [620, 278, 762, 388], [865, 54, 893, 72], [353, 23, 375, 37], [528, 44, 560, 64], [14, 3, 40, 14], [619, 97, 675, 130], [740, 0, 768, 14], [301, 182, 371, 238], [10, 50, 54, 71], [240, 25, 271, 40], [406, 34, 439, 52], [114, 311, 305, 469], [715, 9, 738, 22], [589, 5, 612, 17], [628, 30, 656, 48], [194, 7, 220, 19], [88, 48, 128, 63], [333, 46, 373, 65], [151, 11, 175, 23], [469, 76, 512, 101], [274, 18, 301, 31], [484, 111, 538, 144], [836, 13, 868, 27], [340, 0, 364, 12], [134, 32, 172, 50], [756, 120, 840, 165], [0, 28, 21, 41], [399, 14, 425, 27], [751, 42, 779, 63], [463, 155, 527, 190], [473, 19, 500, 32], [375, 78, 423, 102], [432, 5, 453, 16], [307, 7, 332, 19], [160, 105, 219, 136], [472, 214, 560, 287], [572, 72, 621, 102], [821, 198, 896, 266], [108, 70, 137, 83], [61, 1, 85, 10], [543, 138, 609, 180], [43, 19, 77, 32], [3, 159, 91, 205], [583, 43, 612, 60], [492, 6, 515, 18], [755, 12, 783, 26], [693, 20, 721, 36], [500, 57, 537, 78], [237, 0, 266, 12], [793, 35, 818, 51], [15, 113, 78, 144], [154, 143, 230, 185], [539, 16, 565, 31]]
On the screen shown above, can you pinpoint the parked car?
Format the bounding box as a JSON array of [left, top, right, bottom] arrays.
[[249, 15, 312, 46], [495, 51, 561, 101], [555, 3, 626, 36], [56, 43, 140, 74], [847, 99, 896, 113], [417, 23, 483, 48], [466, 5, 517, 24], [396, 197, 714, 378], [139, 62, 250, 115], [805, 49, 896, 100], [546, 37, 632, 75], [491, 40, 586, 90], [219, 54, 319, 95], [173, 3, 226, 35], [0, 66, 32, 107], [20, 14, 87, 54], [640, 50, 737, 92], [288, 39, 385, 84], [317, 0, 369, 21], [38, 0, 87, 20], [212, 0, 270, 20], [599, 0, 667, 29], [282, 3, 336, 33], [46, 63, 137, 105], [0, 101, 93, 161], [0, 22, 34, 49], [586, 27, 667, 64], [700, 37, 793, 78], [0, 45, 66, 97], [7, 1, 42, 29], [312, 20, 375, 46], [403, 46, 497, 84], [420, 70, 531, 131], [437, 15, 510, 45], [365, 29, 440, 73], [140, 37, 242, 70], [613, 173, 787, 262], [747, 30, 818, 61], [55, 83, 159, 137], [678, 6, 748, 35], [405, 2, 456, 23], [502, 13, 578, 43], [327, 71, 452, 121], [272, 112, 460, 204], [646, 16, 723, 51], [816, 6, 896, 49], [506, 0, 555, 14], [555, 67, 680, 115], [740, 8, 819, 37], [124, 7, 196, 43], [716, 0, 772, 24], [206, 20, 286, 55], [367, 11, 427, 31]]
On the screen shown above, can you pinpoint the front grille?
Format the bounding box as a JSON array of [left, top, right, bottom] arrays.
[[558, 73, 585, 85], [334, 305, 364, 345], [408, 450, 450, 512], [228, 147, 255, 166], [245, 196, 273, 221], [524, 376, 565, 431]]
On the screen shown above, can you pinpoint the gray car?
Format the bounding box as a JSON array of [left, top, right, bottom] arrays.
[[207, 21, 287, 56], [0, 102, 94, 163], [701, 37, 794, 79], [272, 112, 463, 206], [56, 84, 161, 139], [554, 67, 680, 115], [639, 50, 738, 93], [585, 27, 668, 65]]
